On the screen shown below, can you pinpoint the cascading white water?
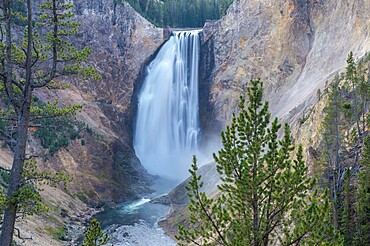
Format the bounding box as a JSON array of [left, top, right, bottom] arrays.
[[134, 30, 200, 179]]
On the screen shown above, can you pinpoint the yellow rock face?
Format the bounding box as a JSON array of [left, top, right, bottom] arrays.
[[200, 0, 370, 134]]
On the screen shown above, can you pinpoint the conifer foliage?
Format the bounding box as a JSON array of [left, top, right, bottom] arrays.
[[177, 79, 340, 245], [82, 218, 109, 246], [122, 0, 234, 28], [355, 135, 370, 244], [0, 1, 98, 245], [318, 52, 370, 245]]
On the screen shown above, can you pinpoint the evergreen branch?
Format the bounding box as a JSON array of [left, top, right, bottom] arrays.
[[30, 0, 58, 89], [2, 0, 20, 112], [191, 162, 228, 245], [0, 74, 25, 94], [285, 222, 316, 246]]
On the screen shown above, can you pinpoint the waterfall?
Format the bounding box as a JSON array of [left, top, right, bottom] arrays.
[[134, 30, 201, 179]]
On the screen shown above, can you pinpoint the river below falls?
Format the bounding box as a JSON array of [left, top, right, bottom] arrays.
[[97, 30, 201, 245], [95, 177, 180, 245]]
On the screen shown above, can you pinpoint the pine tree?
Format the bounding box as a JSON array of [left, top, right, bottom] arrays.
[[346, 52, 362, 137], [356, 60, 370, 133], [321, 75, 345, 229], [354, 136, 370, 245], [177, 79, 341, 246], [0, 1, 98, 245], [317, 53, 370, 246], [339, 169, 356, 245], [82, 218, 109, 246]]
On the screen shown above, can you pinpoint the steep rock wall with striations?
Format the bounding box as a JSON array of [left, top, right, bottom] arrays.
[[199, 0, 370, 140], [0, 2, 166, 244], [0, 1, 165, 206], [162, 0, 370, 238], [73, 0, 164, 114]]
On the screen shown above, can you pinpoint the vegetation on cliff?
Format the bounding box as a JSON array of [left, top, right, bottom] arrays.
[[31, 98, 92, 156], [0, 0, 367, 245], [177, 79, 341, 245], [82, 218, 109, 246], [315, 52, 370, 245], [121, 0, 234, 27], [176, 53, 370, 245]]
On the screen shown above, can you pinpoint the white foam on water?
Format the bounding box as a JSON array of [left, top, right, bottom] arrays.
[[120, 198, 151, 215], [107, 220, 176, 246]]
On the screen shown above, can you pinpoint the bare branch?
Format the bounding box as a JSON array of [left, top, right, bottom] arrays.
[[1, 114, 70, 124], [0, 128, 16, 151], [25, 154, 38, 161], [31, 42, 39, 68], [30, 114, 66, 120], [28, 124, 58, 128], [0, 116, 17, 121], [14, 227, 32, 240], [0, 166, 10, 172]]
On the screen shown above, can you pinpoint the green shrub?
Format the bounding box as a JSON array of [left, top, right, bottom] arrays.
[[47, 226, 67, 241], [0, 171, 10, 185], [31, 99, 87, 155], [82, 218, 109, 246]]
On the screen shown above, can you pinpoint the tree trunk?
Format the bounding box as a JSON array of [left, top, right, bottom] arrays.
[[0, 0, 33, 243], [351, 66, 361, 137], [0, 90, 32, 246], [252, 154, 260, 246], [353, 90, 362, 137]]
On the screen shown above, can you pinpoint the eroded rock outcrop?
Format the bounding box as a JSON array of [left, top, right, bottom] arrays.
[[200, 0, 370, 139], [22, 0, 167, 207], [37, 0, 165, 204], [162, 0, 370, 238], [0, 1, 165, 244]]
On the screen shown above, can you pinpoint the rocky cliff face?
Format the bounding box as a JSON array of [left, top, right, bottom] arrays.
[[1, 0, 166, 209], [37, 0, 165, 204], [73, 0, 164, 114], [161, 0, 370, 237], [0, 2, 166, 244], [200, 0, 370, 140]]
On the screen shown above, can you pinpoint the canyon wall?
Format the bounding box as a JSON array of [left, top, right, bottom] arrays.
[[200, 0, 370, 140], [0, 1, 166, 244], [1, 0, 165, 207], [1, 0, 369, 243], [162, 0, 370, 237], [41, 0, 165, 203]]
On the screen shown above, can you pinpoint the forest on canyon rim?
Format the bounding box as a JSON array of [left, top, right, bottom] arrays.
[[0, 0, 369, 245], [118, 0, 234, 27]]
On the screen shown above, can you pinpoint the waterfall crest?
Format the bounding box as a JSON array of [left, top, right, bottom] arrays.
[[134, 31, 200, 179]]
